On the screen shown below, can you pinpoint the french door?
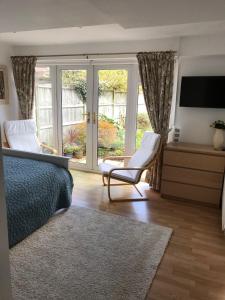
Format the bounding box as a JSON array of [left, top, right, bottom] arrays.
[[92, 66, 131, 169], [57, 65, 93, 170], [35, 63, 151, 171]]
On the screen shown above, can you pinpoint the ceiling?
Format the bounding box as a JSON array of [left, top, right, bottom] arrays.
[[0, 0, 113, 33], [1, 22, 225, 46], [0, 0, 225, 46], [91, 0, 225, 28]]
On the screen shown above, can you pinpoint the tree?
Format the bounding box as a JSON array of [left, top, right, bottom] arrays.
[[98, 70, 127, 92], [62, 70, 86, 86], [62, 69, 128, 104]]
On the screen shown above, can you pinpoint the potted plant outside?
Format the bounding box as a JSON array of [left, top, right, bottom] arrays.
[[73, 146, 84, 159], [63, 144, 75, 158]]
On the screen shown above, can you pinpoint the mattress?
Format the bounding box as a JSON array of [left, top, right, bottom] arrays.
[[4, 155, 73, 247]]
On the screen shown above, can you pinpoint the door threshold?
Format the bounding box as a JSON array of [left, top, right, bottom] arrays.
[[69, 166, 101, 174]]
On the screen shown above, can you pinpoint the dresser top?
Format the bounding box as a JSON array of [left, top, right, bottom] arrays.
[[166, 142, 225, 157]]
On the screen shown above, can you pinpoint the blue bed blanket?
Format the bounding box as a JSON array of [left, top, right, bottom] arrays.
[[3, 155, 73, 247]]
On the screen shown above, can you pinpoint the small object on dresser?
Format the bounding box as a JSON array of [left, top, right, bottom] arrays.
[[210, 120, 225, 150], [173, 128, 180, 143]]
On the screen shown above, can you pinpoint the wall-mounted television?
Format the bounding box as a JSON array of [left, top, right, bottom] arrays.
[[180, 76, 225, 108]]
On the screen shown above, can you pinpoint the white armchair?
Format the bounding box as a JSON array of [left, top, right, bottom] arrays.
[[99, 132, 161, 201], [3, 119, 57, 155]]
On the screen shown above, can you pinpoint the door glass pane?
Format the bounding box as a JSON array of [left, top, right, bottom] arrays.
[[35, 66, 54, 148], [61, 70, 87, 164], [136, 84, 152, 149], [97, 69, 128, 165]]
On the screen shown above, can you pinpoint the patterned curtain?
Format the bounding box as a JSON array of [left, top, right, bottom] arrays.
[[11, 56, 37, 119], [0, 71, 5, 99], [137, 51, 175, 191]]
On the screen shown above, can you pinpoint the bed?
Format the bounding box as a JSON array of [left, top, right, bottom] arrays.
[[3, 151, 73, 247]]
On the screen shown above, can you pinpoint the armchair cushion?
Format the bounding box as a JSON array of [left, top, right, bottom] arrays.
[[4, 119, 42, 153], [128, 132, 160, 181], [99, 132, 161, 183], [99, 162, 136, 183]]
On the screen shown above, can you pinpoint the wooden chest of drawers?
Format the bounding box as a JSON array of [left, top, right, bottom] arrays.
[[161, 143, 225, 207]]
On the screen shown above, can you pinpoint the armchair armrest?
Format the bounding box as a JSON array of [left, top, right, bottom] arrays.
[[41, 143, 58, 155], [108, 158, 156, 181], [108, 166, 148, 177], [103, 155, 132, 162], [106, 166, 149, 184]]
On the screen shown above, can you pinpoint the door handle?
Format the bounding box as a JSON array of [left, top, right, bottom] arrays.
[[82, 112, 90, 123]]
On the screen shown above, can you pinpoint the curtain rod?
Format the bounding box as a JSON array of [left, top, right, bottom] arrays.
[[37, 52, 138, 58], [36, 51, 177, 59]]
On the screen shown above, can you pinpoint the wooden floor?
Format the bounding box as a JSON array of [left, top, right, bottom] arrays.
[[71, 170, 225, 300]]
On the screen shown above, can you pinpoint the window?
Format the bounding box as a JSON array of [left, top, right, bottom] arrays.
[[34, 66, 54, 147], [136, 84, 152, 149]]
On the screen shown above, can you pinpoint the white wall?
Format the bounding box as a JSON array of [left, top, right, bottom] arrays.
[[13, 38, 180, 56], [0, 42, 18, 135], [180, 33, 225, 57], [175, 55, 225, 144]]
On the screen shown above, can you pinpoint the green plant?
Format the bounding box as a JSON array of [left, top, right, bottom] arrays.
[[99, 114, 115, 125], [73, 145, 84, 159], [136, 129, 144, 149], [210, 120, 225, 130], [114, 149, 124, 156], [137, 113, 150, 130], [73, 79, 87, 103], [111, 138, 124, 150], [117, 127, 125, 140], [62, 69, 128, 94], [73, 145, 81, 152], [98, 69, 128, 92], [99, 114, 121, 130], [98, 147, 108, 158], [63, 144, 75, 154]]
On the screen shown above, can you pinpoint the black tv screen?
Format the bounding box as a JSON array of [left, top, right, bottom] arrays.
[[180, 76, 225, 108]]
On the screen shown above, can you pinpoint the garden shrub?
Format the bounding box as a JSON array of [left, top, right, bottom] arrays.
[[64, 118, 118, 150], [137, 113, 150, 130], [98, 120, 117, 148], [65, 123, 86, 146]]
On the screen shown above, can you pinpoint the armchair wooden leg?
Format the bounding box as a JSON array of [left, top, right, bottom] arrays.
[[102, 174, 107, 186], [133, 184, 144, 197], [106, 176, 148, 202], [107, 175, 113, 202]]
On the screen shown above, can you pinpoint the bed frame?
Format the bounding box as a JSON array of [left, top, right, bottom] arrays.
[[2, 148, 70, 170]]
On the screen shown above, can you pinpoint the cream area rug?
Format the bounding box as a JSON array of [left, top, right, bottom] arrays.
[[10, 206, 172, 300]]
